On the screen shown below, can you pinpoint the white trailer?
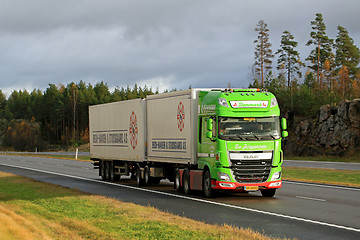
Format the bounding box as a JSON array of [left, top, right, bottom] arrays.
[[89, 89, 198, 185]]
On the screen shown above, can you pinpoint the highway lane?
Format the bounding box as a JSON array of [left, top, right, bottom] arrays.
[[0, 154, 359, 240], [2, 151, 359, 170]]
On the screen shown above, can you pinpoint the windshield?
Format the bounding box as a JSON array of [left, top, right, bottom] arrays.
[[218, 116, 280, 141]]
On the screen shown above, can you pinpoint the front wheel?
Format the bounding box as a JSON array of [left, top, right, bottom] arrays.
[[203, 170, 214, 198], [260, 189, 276, 197]]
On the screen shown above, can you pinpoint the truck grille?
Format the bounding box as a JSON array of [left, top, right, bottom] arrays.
[[229, 151, 273, 183]]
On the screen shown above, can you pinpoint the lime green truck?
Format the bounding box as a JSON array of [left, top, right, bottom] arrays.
[[90, 88, 288, 197]]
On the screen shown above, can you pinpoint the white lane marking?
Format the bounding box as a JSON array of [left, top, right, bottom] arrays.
[[1, 163, 360, 233], [283, 180, 360, 191], [296, 196, 326, 202]]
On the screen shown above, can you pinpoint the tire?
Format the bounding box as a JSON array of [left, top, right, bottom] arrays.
[[100, 161, 106, 180], [260, 189, 276, 197], [183, 168, 191, 195], [174, 169, 182, 192], [144, 165, 151, 186], [203, 170, 214, 198], [109, 161, 120, 182], [136, 167, 143, 186], [104, 161, 110, 180]]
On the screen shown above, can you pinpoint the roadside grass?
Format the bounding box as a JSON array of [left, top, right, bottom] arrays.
[[282, 167, 360, 187], [1, 153, 91, 162], [0, 171, 277, 240]]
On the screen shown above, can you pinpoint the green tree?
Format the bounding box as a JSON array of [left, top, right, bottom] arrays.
[[94, 81, 111, 103], [335, 25, 360, 78], [7, 90, 31, 119], [276, 31, 301, 88], [306, 13, 333, 87], [254, 20, 274, 87], [0, 90, 7, 118]]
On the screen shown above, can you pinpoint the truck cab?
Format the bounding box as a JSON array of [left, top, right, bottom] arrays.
[[197, 89, 288, 197]]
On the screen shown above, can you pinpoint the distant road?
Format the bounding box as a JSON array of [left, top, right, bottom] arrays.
[[283, 160, 360, 171]]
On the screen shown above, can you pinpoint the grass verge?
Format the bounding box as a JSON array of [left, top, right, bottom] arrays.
[[0, 171, 277, 240], [285, 155, 360, 163], [282, 167, 360, 187]]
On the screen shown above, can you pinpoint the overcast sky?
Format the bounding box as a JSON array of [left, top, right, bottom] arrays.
[[0, 0, 359, 96]]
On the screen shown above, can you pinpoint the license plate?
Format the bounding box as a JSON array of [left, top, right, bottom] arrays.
[[244, 186, 259, 191]]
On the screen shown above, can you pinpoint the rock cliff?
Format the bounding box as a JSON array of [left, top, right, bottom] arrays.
[[284, 99, 360, 156]]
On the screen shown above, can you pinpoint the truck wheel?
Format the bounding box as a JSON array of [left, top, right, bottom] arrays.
[[100, 161, 106, 180], [110, 161, 120, 182], [105, 161, 110, 180], [144, 165, 151, 186], [136, 167, 143, 186], [174, 169, 182, 192], [203, 170, 214, 198], [260, 189, 276, 197], [183, 168, 191, 195]]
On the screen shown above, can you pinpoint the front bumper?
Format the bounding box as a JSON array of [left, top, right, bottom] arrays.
[[211, 180, 282, 191]]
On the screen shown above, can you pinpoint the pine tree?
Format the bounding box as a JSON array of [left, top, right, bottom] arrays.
[[306, 13, 333, 87], [276, 31, 301, 88], [254, 20, 274, 87], [335, 25, 360, 78]]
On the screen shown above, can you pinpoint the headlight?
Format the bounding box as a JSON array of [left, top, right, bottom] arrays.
[[218, 172, 231, 181], [270, 98, 278, 107], [218, 98, 229, 107], [271, 171, 281, 181]]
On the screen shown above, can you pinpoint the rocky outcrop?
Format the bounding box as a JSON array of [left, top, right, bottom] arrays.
[[285, 99, 360, 156]]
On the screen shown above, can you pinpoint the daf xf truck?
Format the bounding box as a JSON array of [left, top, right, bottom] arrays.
[[89, 88, 288, 197]]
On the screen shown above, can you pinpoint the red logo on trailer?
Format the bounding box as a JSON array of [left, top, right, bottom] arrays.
[[177, 102, 185, 132], [129, 111, 138, 149]]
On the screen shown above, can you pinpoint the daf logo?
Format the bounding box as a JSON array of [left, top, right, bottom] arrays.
[[244, 155, 259, 159]]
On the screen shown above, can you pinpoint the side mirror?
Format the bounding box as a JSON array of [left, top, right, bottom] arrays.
[[207, 118, 213, 131], [281, 118, 287, 130], [282, 131, 288, 138]]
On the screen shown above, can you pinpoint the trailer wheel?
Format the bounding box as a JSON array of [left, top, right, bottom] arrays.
[[104, 161, 110, 180], [183, 168, 191, 195], [136, 167, 143, 186], [260, 189, 276, 197], [110, 161, 120, 182], [144, 165, 151, 186], [174, 169, 182, 192], [203, 170, 214, 198], [100, 161, 106, 180]]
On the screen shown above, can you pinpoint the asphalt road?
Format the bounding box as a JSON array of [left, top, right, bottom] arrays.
[[0, 154, 359, 240], [2, 151, 359, 170]]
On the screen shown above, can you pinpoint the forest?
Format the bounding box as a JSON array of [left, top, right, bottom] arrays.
[[0, 13, 359, 151]]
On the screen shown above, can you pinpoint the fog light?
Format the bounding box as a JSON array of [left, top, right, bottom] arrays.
[[219, 183, 234, 188], [269, 182, 281, 187], [218, 172, 231, 181]]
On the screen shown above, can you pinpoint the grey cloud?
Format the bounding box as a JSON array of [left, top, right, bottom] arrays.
[[0, 0, 359, 94]]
